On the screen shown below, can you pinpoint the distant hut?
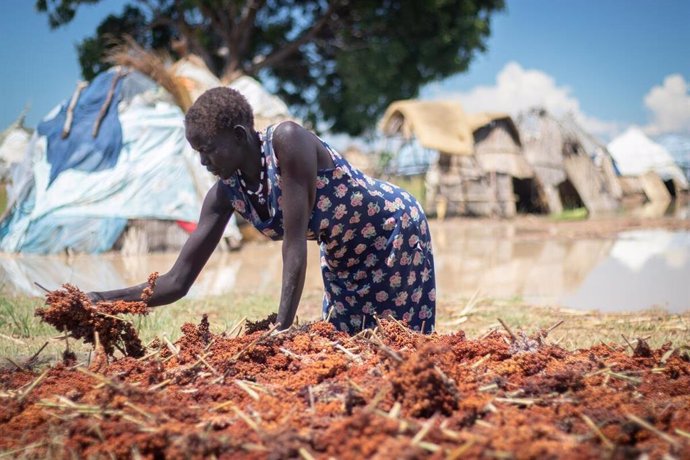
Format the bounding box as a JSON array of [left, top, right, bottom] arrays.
[[467, 113, 539, 215], [608, 127, 689, 204], [379, 100, 539, 218], [517, 109, 621, 215]]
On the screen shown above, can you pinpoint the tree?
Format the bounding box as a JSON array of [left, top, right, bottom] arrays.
[[36, 0, 504, 135]]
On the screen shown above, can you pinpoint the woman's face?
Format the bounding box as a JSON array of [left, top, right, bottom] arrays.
[[186, 124, 244, 180]]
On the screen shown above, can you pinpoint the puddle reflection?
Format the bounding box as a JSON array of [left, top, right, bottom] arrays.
[[1, 221, 688, 313]]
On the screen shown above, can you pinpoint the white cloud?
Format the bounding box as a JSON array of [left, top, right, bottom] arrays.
[[431, 61, 620, 139], [643, 74, 690, 135]]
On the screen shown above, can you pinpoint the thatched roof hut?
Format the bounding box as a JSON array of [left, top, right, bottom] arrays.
[[516, 109, 621, 215], [379, 100, 540, 218]]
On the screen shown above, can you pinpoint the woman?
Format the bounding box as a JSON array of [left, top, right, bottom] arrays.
[[89, 87, 436, 334]]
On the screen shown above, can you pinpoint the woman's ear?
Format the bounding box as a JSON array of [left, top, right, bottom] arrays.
[[233, 125, 249, 143]]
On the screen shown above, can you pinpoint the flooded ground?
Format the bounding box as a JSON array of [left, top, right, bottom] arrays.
[[0, 215, 688, 314]]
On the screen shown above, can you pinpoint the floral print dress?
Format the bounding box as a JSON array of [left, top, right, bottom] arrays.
[[220, 125, 436, 334]]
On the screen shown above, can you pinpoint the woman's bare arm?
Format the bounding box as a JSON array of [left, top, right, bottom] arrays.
[[90, 182, 234, 306], [271, 122, 318, 330]]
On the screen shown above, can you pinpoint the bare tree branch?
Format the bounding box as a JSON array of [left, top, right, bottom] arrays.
[[236, 0, 264, 57], [170, 1, 217, 71], [195, 0, 234, 69], [221, 0, 264, 80], [244, 1, 339, 77]]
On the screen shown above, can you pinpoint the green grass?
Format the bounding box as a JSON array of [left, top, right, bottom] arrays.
[[1, 292, 688, 361], [550, 207, 589, 221], [0, 293, 278, 360], [0, 296, 54, 339], [436, 296, 690, 350], [388, 174, 426, 205]]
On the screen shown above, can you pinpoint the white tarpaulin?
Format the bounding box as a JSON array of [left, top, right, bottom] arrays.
[[608, 127, 688, 189]]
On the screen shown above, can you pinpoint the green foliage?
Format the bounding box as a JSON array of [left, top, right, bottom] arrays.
[[36, 0, 505, 135], [77, 5, 173, 80]]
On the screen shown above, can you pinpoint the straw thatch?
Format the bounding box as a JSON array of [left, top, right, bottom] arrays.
[[106, 36, 193, 112], [379, 100, 474, 156], [379, 100, 543, 218]]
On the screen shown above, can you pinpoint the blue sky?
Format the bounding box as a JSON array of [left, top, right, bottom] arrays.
[[1, 0, 689, 140]]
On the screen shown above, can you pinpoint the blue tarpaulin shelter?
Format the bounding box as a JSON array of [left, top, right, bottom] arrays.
[[0, 69, 229, 253]]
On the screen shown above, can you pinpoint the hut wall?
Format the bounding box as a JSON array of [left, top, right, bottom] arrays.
[[474, 125, 532, 179], [600, 156, 623, 200], [619, 176, 643, 195], [494, 173, 517, 217], [433, 154, 516, 218], [563, 154, 619, 214], [521, 117, 565, 185], [519, 114, 567, 213], [618, 176, 647, 208], [640, 171, 672, 204], [542, 183, 564, 214]]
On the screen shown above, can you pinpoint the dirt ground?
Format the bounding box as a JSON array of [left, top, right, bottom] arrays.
[[1, 287, 689, 459]]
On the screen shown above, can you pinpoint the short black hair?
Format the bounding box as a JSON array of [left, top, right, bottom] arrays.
[[185, 87, 254, 138]]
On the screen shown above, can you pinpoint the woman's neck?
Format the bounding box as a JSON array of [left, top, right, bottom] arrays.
[[240, 130, 263, 184]]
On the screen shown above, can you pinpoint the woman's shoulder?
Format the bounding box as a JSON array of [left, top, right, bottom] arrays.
[[271, 120, 304, 136], [271, 121, 313, 148]]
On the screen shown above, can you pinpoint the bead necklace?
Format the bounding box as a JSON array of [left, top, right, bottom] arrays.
[[237, 133, 266, 205]]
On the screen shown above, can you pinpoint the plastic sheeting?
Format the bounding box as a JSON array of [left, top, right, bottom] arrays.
[[382, 137, 438, 176], [37, 71, 124, 185], [229, 76, 291, 119], [0, 98, 212, 253], [608, 127, 689, 189]]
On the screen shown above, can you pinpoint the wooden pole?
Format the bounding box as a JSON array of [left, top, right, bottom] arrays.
[[61, 81, 88, 139], [92, 70, 127, 138]]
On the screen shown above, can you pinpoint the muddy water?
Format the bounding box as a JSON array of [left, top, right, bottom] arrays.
[[1, 220, 688, 313]]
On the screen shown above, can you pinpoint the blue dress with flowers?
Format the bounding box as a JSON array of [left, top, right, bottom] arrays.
[[220, 125, 436, 334]]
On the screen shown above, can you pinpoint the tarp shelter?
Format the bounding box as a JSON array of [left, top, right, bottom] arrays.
[[655, 133, 690, 183], [171, 55, 295, 131], [379, 100, 538, 218], [608, 127, 689, 199], [229, 76, 295, 131], [0, 114, 32, 182], [517, 109, 621, 215], [0, 68, 236, 254]]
